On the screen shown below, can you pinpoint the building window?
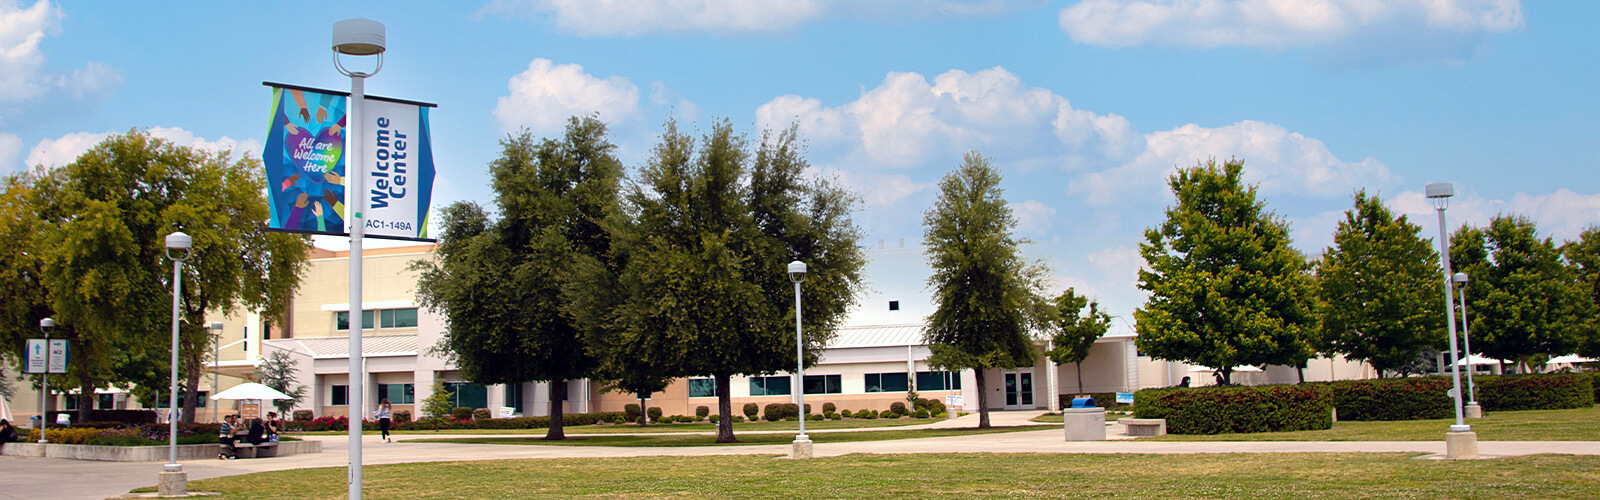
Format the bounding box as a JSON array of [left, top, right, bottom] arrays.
[[443, 382, 489, 410], [336, 308, 420, 331], [377, 383, 415, 405], [688, 378, 717, 398], [889, 300, 899, 311], [331, 385, 349, 406], [141, 392, 209, 409], [916, 370, 963, 391], [865, 372, 909, 393], [748, 376, 791, 396], [505, 383, 523, 414], [803, 374, 841, 394], [243, 326, 249, 351]]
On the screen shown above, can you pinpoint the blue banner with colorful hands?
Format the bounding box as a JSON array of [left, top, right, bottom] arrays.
[[264, 85, 348, 234]]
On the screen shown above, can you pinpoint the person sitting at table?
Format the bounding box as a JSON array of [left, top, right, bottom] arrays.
[[0, 419, 19, 451], [218, 415, 238, 459], [264, 412, 281, 441], [246, 417, 267, 446]]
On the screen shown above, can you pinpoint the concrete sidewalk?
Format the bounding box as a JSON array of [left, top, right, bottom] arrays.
[[5, 412, 1598, 500]]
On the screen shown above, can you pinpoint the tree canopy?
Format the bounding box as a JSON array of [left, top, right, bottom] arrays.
[[922, 151, 1050, 428], [1047, 288, 1112, 394], [590, 119, 864, 443], [1562, 227, 1600, 358], [414, 116, 622, 440], [1314, 190, 1443, 377], [1133, 158, 1316, 384], [1450, 216, 1594, 370]]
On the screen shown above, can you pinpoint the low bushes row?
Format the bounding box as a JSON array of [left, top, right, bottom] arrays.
[[1326, 373, 1594, 421], [26, 422, 222, 446], [1134, 384, 1333, 435]]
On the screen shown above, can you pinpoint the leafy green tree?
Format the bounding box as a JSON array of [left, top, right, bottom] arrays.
[[1047, 288, 1112, 393], [1451, 216, 1593, 371], [595, 119, 864, 442], [420, 382, 454, 419], [414, 117, 622, 440], [1314, 190, 1444, 377], [0, 130, 307, 421], [1134, 159, 1316, 384], [256, 350, 307, 414], [923, 152, 1051, 428], [1563, 227, 1600, 359]]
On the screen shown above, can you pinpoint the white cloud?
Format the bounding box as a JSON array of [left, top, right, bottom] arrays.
[[1389, 188, 1600, 243], [1087, 245, 1144, 292], [24, 130, 106, 169], [493, 58, 641, 135], [1059, 0, 1523, 51], [755, 67, 1139, 170], [0, 0, 120, 105], [822, 168, 931, 207], [24, 128, 260, 170], [0, 132, 20, 171], [1070, 120, 1396, 205], [485, 0, 1029, 36], [1010, 200, 1057, 235]]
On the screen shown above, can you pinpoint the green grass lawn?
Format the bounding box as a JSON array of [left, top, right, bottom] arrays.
[[409, 425, 1054, 447], [1143, 405, 1600, 441], [298, 417, 933, 436], [159, 453, 1600, 499]]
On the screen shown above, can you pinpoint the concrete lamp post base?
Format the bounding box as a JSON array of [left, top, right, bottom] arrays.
[[158, 467, 188, 497], [1446, 431, 1479, 460], [1465, 403, 1483, 419], [791, 438, 813, 459]]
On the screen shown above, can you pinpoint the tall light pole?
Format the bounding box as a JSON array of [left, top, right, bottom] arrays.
[[787, 260, 811, 459], [1453, 272, 1480, 417], [161, 231, 191, 496], [334, 17, 385, 500], [210, 321, 224, 423], [1426, 182, 1476, 459], [37, 317, 54, 443]]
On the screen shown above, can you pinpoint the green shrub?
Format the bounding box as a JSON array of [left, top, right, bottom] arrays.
[[1592, 373, 1599, 405], [822, 402, 836, 414], [1326, 377, 1452, 421], [915, 409, 930, 418], [808, 414, 823, 421], [803, 403, 811, 415], [394, 411, 412, 423], [647, 407, 663, 421], [472, 408, 492, 420], [914, 398, 947, 415], [732, 415, 745, 423], [292, 410, 314, 421], [451, 407, 473, 421], [829, 413, 842, 421], [861, 410, 877, 420], [839, 409, 852, 418], [1134, 384, 1332, 435], [1477, 373, 1594, 411], [743, 403, 759, 419], [695, 406, 710, 419], [890, 402, 908, 416], [624, 404, 642, 421]]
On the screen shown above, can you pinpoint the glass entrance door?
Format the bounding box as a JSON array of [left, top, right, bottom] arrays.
[[1004, 371, 1034, 409]]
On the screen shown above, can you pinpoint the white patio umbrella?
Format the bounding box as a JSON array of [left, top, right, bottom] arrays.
[[210, 383, 292, 401], [1, 395, 12, 422], [1454, 354, 1505, 367], [1189, 365, 1264, 372], [1546, 355, 1599, 364]]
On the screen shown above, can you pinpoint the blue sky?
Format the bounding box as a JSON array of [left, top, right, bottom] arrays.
[[2, 0, 1596, 332]]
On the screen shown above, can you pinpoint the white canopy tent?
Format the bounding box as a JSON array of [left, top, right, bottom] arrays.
[[1545, 355, 1598, 365], [1454, 354, 1506, 367], [1189, 365, 1264, 372], [210, 383, 292, 401]]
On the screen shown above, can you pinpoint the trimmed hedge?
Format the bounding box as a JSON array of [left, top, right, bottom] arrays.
[[1133, 384, 1332, 435], [1477, 373, 1593, 411], [1325, 377, 1453, 421]]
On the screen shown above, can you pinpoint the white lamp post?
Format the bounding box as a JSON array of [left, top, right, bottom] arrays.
[[1426, 182, 1476, 459], [160, 231, 191, 495], [1453, 273, 1480, 417], [334, 17, 384, 500], [37, 317, 54, 443], [787, 260, 811, 459], [210, 321, 224, 423]]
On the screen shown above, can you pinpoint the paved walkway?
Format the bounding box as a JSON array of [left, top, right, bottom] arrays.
[[4, 411, 1598, 500]]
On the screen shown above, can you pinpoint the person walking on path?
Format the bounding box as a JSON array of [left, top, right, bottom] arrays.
[[374, 398, 393, 443]]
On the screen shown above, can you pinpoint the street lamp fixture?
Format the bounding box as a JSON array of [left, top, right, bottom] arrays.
[[38, 317, 54, 444], [160, 231, 191, 495], [787, 260, 811, 459], [1452, 273, 1480, 417], [334, 17, 386, 500], [1426, 182, 1476, 459]]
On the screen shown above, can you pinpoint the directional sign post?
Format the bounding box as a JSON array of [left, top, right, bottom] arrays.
[[25, 339, 46, 373], [47, 339, 68, 373]]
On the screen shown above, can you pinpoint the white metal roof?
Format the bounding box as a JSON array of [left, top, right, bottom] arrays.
[[269, 334, 419, 359], [827, 324, 924, 349]]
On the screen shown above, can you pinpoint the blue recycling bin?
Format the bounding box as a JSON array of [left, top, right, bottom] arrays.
[[1070, 396, 1096, 409]]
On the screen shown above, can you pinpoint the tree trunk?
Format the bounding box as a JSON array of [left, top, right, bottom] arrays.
[[973, 369, 990, 429], [76, 367, 95, 423], [1296, 363, 1305, 384], [546, 379, 566, 440], [1075, 363, 1084, 394], [637, 393, 648, 427], [1219, 368, 1232, 386], [715, 372, 736, 443], [181, 353, 202, 424]]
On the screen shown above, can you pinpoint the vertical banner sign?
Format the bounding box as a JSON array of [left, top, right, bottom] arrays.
[[359, 98, 436, 239], [25, 338, 45, 374], [47, 339, 68, 374], [263, 86, 349, 235]]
